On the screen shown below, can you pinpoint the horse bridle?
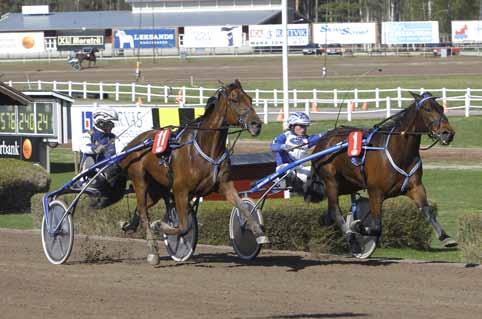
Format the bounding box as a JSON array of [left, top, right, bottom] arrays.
[[415, 94, 449, 141], [217, 87, 254, 130]]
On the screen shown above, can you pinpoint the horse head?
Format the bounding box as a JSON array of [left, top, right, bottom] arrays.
[[409, 91, 455, 145], [219, 79, 262, 136]]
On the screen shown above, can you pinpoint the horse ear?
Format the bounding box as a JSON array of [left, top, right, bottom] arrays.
[[409, 91, 421, 100], [234, 79, 242, 89]]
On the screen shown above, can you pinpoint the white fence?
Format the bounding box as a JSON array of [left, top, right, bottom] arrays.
[[7, 80, 482, 123]]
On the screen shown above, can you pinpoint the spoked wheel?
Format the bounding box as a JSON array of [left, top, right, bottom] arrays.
[[163, 207, 198, 262], [229, 197, 263, 260], [348, 197, 379, 259], [41, 200, 74, 265]]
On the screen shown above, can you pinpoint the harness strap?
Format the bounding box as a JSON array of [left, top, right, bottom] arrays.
[[384, 128, 422, 192], [193, 138, 229, 184]]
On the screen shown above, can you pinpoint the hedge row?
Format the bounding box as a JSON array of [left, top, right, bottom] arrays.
[[458, 214, 482, 265], [31, 192, 434, 254], [0, 159, 50, 213]]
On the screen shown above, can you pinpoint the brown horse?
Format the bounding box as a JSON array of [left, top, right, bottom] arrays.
[[118, 80, 267, 265], [309, 91, 457, 250]]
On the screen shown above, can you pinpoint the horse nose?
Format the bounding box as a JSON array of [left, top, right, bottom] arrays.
[[440, 130, 454, 144], [249, 121, 262, 136]]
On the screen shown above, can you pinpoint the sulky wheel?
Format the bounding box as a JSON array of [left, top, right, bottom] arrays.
[[348, 197, 379, 259], [229, 197, 264, 260], [41, 200, 74, 265], [163, 207, 198, 262]]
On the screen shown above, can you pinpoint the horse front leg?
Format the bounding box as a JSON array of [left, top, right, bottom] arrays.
[[407, 183, 457, 247], [220, 181, 268, 244], [323, 179, 347, 232], [153, 189, 188, 236], [132, 179, 160, 265]]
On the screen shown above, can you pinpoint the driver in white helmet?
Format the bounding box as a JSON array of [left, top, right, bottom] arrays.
[[271, 111, 324, 193], [80, 106, 118, 168]]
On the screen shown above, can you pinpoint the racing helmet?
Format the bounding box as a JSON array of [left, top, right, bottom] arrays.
[[93, 106, 118, 133], [288, 112, 311, 127]]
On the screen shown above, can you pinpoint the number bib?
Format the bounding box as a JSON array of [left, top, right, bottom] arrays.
[[152, 129, 171, 154], [348, 131, 363, 157]]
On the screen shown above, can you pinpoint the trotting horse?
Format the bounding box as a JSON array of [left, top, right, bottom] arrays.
[[118, 79, 267, 265], [308, 92, 457, 250]]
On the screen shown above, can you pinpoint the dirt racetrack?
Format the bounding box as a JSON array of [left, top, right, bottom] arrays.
[[3, 55, 482, 84], [0, 229, 480, 319]]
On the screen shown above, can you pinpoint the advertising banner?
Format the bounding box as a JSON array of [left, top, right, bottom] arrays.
[[0, 32, 45, 54], [248, 24, 309, 46], [114, 29, 176, 49], [71, 106, 154, 152], [312, 23, 376, 44], [56, 30, 105, 51], [182, 26, 243, 48], [0, 135, 43, 163], [382, 21, 439, 44], [452, 21, 482, 42]]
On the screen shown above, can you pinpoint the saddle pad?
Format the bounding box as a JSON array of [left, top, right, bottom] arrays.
[[348, 131, 363, 157], [152, 129, 171, 154]]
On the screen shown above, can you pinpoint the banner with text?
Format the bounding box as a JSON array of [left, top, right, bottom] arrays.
[[248, 24, 309, 46], [0, 32, 45, 54], [382, 21, 439, 44], [56, 30, 105, 51], [182, 26, 243, 48], [312, 23, 376, 45], [114, 29, 176, 49], [452, 21, 482, 42]]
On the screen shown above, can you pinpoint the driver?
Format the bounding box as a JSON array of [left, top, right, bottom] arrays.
[[271, 112, 324, 194], [79, 106, 119, 193]]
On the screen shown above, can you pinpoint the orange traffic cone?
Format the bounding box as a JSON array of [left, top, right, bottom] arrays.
[[277, 109, 284, 121], [350, 101, 356, 112], [362, 101, 368, 111], [443, 100, 448, 113], [311, 101, 319, 112]]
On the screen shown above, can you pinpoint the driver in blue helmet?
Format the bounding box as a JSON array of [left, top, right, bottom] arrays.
[[271, 111, 324, 193]]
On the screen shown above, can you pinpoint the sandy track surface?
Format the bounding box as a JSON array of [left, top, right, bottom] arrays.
[[0, 229, 480, 319]]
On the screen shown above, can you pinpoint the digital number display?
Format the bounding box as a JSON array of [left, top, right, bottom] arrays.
[[0, 102, 55, 136], [36, 103, 54, 135], [0, 105, 17, 133], [18, 105, 35, 133]]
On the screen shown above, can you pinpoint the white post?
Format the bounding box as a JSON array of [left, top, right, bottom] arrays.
[[304, 100, 310, 115], [333, 89, 338, 108], [99, 82, 103, 101], [263, 100, 269, 124], [37, 80, 42, 90], [293, 89, 298, 108], [199, 87, 204, 105], [53, 80, 57, 91], [8, 80, 12, 87], [68, 81, 72, 97], [273, 89, 278, 107], [354, 88, 358, 109], [375, 88, 380, 108], [442, 87, 447, 108], [281, 0, 289, 129], [420, 88, 424, 94], [115, 83, 119, 101], [164, 86, 168, 103], [312, 89, 317, 106], [255, 89, 260, 107], [465, 88, 471, 117], [397, 87, 402, 108], [386, 96, 391, 118], [147, 84, 152, 103], [347, 101, 352, 122], [182, 86, 186, 104], [83, 81, 87, 99], [131, 83, 136, 102]]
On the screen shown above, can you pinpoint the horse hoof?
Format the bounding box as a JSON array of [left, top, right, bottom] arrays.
[[119, 221, 136, 234], [147, 253, 160, 265], [150, 220, 162, 235], [256, 236, 270, 245], [442, 237, 458, 248]]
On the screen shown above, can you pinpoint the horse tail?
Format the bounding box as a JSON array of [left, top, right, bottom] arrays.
[[88, 163, 128, 209]]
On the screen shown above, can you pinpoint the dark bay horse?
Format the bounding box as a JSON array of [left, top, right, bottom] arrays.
[[118, 80, 267, 265], [309, 92, 457, 249], [76, 47, 98, 68]]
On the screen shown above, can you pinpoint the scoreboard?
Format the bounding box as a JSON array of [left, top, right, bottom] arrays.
[[0, 101, 57, 136]]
